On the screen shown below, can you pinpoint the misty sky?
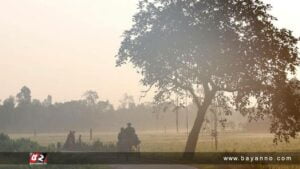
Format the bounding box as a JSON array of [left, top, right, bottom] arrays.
[[0, 0, 299, 106]]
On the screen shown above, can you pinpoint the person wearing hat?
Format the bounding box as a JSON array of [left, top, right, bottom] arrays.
[[125, 122, 135, 135], [123, 122, 140, 152]]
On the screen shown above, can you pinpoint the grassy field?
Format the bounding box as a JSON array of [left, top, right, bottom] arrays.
[[6, 131, 300, 169], [7, 131, 300, 152]]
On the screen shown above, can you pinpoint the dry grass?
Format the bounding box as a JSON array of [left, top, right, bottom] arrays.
[[7, 131, 300, 169], [7, 131, 300, 152]]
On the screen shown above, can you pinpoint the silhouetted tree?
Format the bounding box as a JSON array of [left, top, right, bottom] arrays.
[[96, 100, 114, 112], [0, 86, 187, 133], [16, 86, 31, 106], [82, 90, 99, 105], [42, 95, 52, 107], [116, 0, 299, 156], [119, 93, 136, 109], [0, 96, 15, 131]]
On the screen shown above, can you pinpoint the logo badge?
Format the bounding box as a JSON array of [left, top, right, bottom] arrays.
[[29, 152, 48, 165]]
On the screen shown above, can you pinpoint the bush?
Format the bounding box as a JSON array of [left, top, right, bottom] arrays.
[[0, 133, 110, 169], [0, 133, 14, 151], [0, 133, 46, 152]]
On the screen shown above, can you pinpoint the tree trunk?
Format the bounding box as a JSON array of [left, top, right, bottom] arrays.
[[213, 110, 218, 151], [176, 97, 179, 133], [183, 107, 207, 158], [183, 89, 215, 159], [186, 109, 189, 135], [176, 110, 179, 133]]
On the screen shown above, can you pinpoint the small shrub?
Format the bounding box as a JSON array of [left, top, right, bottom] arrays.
[[0, 133, 46, 152]]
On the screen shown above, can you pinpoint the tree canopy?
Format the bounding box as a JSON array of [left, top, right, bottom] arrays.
[[16, 86, 31, 106], [83, 90, 99, 105], [116, 0, 300, 154]]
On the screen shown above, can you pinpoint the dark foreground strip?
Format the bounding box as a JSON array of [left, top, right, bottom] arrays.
[[0, 152, 299, 165]]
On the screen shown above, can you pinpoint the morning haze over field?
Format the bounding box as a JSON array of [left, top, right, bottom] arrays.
[[0, 0, 299, 106], [0, 1, 300, 169]]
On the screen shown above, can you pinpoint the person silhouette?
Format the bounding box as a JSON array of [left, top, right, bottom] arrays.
[[63, 130, 76, 150], [125, 123, 140, 152], [125, 123, 135, 136]]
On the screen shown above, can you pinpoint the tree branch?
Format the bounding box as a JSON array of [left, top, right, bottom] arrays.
[[140, 82, 156, 99], [170, 77, 202, 108]]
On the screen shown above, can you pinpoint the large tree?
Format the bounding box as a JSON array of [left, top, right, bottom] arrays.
[[116, 0, 300, 156]]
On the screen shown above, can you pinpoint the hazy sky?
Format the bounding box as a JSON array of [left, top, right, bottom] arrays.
[[0, 0, 299, 106]]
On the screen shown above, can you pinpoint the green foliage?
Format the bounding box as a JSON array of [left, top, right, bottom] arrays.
[[0, 133, 46, 152], [0, 133, 110, 169], [12, 138, 44, 152], [0, 133, 14, 151]]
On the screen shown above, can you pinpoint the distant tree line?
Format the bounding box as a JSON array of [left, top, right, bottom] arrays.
[[0, 86, 115, 133], [0, 86, 197, 133], [0, 86, 280, 134]]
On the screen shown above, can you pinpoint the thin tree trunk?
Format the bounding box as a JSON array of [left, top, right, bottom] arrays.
[[186, 109, 189, 135], [176, 97, 179, 133], [213, 110, 218, 151], [176, 110, 179, 133], [183, 88, 215, 158], [186, 92, 189, 136]]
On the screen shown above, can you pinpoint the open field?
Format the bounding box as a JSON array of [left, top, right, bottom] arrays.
[[7, 131, 300, 152], [6, 131, 300, 169]]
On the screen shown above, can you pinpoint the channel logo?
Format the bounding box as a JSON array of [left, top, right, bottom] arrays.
[[29, 152, 48, 165]]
